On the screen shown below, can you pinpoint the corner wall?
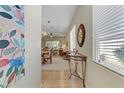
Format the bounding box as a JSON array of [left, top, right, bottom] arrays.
[[11, 5, 42, 88], [67, 5, 124, 88]]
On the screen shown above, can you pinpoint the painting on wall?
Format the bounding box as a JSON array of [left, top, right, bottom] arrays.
[[0, 5, 25, 88], [77, 24, 86, 47]]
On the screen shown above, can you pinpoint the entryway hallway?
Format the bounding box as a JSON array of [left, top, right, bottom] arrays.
[[41, 56, 83, 88]]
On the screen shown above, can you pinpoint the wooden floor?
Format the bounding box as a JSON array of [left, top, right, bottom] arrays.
[[42, 70, 83, 88]]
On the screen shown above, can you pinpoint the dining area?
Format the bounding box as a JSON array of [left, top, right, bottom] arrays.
[[41, 47, 67, 65], [41, 46, 70, 65], [41, 47, 52, 64]]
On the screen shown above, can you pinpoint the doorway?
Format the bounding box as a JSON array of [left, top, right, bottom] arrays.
[[41, 5, 83, 88]]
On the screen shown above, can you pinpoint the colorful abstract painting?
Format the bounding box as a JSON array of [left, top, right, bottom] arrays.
[[0, 5, 25, 88]]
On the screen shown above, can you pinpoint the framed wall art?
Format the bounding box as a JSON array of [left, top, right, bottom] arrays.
[[77, 24, 85, 47], [0, 5, 25, 88]]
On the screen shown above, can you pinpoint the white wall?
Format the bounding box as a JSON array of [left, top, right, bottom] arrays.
[[11, 6, 42, 88], [68, 5, 124, 88]]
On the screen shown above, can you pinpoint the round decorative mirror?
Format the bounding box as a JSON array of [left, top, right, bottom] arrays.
[[77, 24, 86, 47]]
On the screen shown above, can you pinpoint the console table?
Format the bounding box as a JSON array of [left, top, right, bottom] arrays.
[[68, 53, 87, 88]]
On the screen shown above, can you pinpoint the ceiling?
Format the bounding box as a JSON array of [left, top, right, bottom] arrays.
[[42, 5, 78, 37]]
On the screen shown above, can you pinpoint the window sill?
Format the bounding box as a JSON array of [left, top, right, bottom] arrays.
[[93, 61, 124, 77]]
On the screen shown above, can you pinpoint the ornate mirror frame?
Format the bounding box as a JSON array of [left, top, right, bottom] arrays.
[[77, 24, 86, 47]]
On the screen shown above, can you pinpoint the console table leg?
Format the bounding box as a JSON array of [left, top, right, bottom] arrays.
[[82, 59, 85, 87], [69, 59, 72, 79], [83, 60, 87, 88]]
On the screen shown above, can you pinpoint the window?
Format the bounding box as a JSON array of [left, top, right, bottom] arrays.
[[93, 5, 124, 76], [45, 41, 60, 49], [70, 25, 76, 51]]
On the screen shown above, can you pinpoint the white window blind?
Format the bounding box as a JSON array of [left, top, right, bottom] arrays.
[[93, 5, 124, 76]]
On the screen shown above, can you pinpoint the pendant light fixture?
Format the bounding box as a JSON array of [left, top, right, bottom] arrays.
[[50, 33, 53, 37]]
